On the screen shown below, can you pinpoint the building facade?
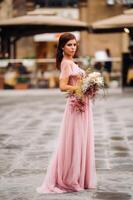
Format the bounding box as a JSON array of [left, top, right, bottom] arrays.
[[78, 0, 133, 76], [0, 0, 132, 62], [28, 0, 133, 59], [79, 0, 130, 56]]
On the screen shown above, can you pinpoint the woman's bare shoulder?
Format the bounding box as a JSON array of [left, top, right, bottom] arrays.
[[61, 59, 73, 65]]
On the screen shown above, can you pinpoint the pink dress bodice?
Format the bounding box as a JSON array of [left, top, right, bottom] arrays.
[[59, 59, 85, 86]]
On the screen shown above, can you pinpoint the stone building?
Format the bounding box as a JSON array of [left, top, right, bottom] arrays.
[[0, 0, 132, 60], [79, 0, 130, 58], [0, 0, 13, 19]]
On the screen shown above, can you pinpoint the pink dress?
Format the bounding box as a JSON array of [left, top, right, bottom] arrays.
[[36, 59, 97, 193]]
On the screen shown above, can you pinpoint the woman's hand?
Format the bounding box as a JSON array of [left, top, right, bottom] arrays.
[[72, 85, 79, 93], [60, 77, 79, 93], [66, 85, 78, 94], [59, 76, 83, 94]]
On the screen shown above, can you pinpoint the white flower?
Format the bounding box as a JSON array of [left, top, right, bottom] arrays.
[[81, 72, 104, 94]]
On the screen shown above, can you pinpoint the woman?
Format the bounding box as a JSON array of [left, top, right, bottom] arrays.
[[37, 33, 97, 193], [104, 48, 112, 74], [103, 48, 112, 87]]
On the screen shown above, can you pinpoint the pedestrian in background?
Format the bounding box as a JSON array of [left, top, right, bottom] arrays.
[[104, 48, 112, 74], [37, 33, 97, 194], [103, 48, 112, 87], [4, 63, 18, 89]]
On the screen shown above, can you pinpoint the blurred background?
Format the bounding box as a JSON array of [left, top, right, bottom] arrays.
[[0, 0, 133, 90]]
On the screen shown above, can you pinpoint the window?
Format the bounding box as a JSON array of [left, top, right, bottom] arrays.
[[35, 0, 78, 7], [106, 0, 115, 5], [106, 0, 133, 6], [122, 0, 133, 6]]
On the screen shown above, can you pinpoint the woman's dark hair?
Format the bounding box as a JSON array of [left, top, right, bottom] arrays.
[[56, 33, 76, 69]]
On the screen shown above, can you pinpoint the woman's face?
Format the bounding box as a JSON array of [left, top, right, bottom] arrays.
[[63, 39, 77, 58]]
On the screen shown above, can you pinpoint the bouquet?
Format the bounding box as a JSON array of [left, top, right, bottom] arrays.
[[81, 71, 104, 98], [68, 71, 104, 113]]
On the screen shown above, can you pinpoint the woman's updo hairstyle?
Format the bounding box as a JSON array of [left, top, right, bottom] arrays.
[[56, 33, 76, 70]]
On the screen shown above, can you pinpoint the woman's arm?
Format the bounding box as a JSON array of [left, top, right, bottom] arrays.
[[59, 78, 78, 93]]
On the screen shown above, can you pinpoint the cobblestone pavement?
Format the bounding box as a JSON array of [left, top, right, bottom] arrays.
[[0, 89, 133, 200]]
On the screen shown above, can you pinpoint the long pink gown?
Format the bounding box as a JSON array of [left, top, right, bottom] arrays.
[[36, 59, 97, 193]]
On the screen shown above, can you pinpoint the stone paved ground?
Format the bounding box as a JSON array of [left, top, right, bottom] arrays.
[[0, 89, 133, 200]]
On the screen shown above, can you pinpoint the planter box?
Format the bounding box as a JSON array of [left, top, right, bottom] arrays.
[[15, 83, 29, 90]]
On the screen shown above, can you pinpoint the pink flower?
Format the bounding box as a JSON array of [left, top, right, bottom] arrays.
[[69, 95, 86, 113], [84, 83, 99, 99]]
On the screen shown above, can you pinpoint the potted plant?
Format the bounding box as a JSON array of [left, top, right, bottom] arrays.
[[15, 75, 30, 89]]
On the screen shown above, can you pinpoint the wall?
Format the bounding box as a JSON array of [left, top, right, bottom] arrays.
[[0, 0, 13, 19], [79, 0, 128, 61]]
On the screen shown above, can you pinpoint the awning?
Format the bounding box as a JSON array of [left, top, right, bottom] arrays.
[[90, 9, 133, 33], [0, 15, 88, 37]]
